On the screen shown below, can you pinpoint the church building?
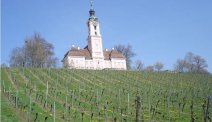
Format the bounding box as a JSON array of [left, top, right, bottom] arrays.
[[62, 1, 127, 70]]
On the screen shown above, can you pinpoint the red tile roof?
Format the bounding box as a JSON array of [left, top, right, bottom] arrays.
[[63, 46, 125, 61], [110, 50, 125, 59]]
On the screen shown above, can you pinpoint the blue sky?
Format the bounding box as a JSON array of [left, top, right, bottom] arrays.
[[1, 0, 212, 72]]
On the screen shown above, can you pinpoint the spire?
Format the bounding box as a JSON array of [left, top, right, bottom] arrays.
[[90, 0, 94, 10], [89, 0, 97, 20]]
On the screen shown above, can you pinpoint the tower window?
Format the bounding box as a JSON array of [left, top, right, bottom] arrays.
[[95, 32, 97, 35], [94, 26, 97, 30]]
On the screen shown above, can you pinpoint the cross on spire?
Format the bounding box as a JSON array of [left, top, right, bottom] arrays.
[[90, 0, 94, 10], [89, 0, 96, 19]]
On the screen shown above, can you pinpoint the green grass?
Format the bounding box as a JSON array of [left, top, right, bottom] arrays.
[[1, 68, 212, 122], [1, 93, 21, 122]]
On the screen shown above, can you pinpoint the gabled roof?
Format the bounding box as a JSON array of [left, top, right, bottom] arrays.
[[63, 46, 125, 61], [110, 50, 125, 59], [64, 46, 92, 59], [103, 51, 110, 60]]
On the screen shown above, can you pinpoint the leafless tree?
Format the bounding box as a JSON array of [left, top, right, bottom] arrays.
[[174, 59, 187, 72], [114, 44, 136, 69], [9, 47, 25, 67], [154, 62, 164, 72], [174, 52, 208, 73], [135, 60, 144, 71], [9, 33, 58, 68], [184, 52, 195, 71], [192, 55, 208, 73]]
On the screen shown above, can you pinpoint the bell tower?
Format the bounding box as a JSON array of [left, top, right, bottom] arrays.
[[87, 0, 104, 59]]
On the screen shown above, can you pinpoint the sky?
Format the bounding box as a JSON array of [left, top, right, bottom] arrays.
[[1, 0, 212, 72]]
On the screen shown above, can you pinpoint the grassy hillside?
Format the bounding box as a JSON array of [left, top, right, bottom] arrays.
[[1, 68, 212, 122]]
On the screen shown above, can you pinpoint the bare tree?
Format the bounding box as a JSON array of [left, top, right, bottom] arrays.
[[135, 60, 144, 71], [154, 62, 164, 72], [174, 52, 208, 73], [174, 59, 187, 72], [24, 33, 54, 67], [9, 33, 58, 68], [114, 44, 136, 69], [9, 47, 25, 67], [184, 52, 195, 71], [46, 57, 59, 68], [192, 55, 208, 73]]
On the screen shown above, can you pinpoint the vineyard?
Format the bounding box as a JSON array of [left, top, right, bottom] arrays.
[[1, 68, 212, 122]]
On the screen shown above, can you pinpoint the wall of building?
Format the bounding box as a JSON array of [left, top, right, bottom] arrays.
[[85, 60, 94, 69], [65, 56, 127, 70], [111, 58, 127, 70], [104, 60, 112, 69], [67, 56, 86, 69]]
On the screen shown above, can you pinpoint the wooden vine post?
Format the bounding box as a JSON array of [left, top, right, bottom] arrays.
[[205, 96, 211, 122], [65, 86, 68, 120], [105, 100, 108, 122], [79, 84, 81, 100], [96, 89, 100, 121], [190, 89, 194, 122], [45, 81, 48, 108], [54, 101, 56, 122], [3, 80, 5, 93], [16, 90, 18, 108], [118, 89, 120, 109], [168, 94, 171, 122], [136, 96, 141, 122], [72, 90, 75, 107], [9, 85, 11, 100], [148, 93, 151, 122], [128, 93, 130, 115], [54, 78, 57, 122], [96, 89, 99, 107], [29, 94, 32, 122]]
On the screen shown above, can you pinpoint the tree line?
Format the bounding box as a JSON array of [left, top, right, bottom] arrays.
[[114, 44, 209, 74], [3, 33, 209, 74], [133, 53, 208, 74], [174, 52, 208, 73]]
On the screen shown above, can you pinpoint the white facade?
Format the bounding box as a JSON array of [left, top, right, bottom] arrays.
[[63, 56, 126, 70], [62, 4, 127, 70]]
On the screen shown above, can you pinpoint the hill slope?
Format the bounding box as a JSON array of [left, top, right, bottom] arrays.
[[1, 68, 212, 122]]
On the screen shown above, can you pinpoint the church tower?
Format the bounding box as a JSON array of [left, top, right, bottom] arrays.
[[87, 0, 104, 60], [62, 0, 126, 70]]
